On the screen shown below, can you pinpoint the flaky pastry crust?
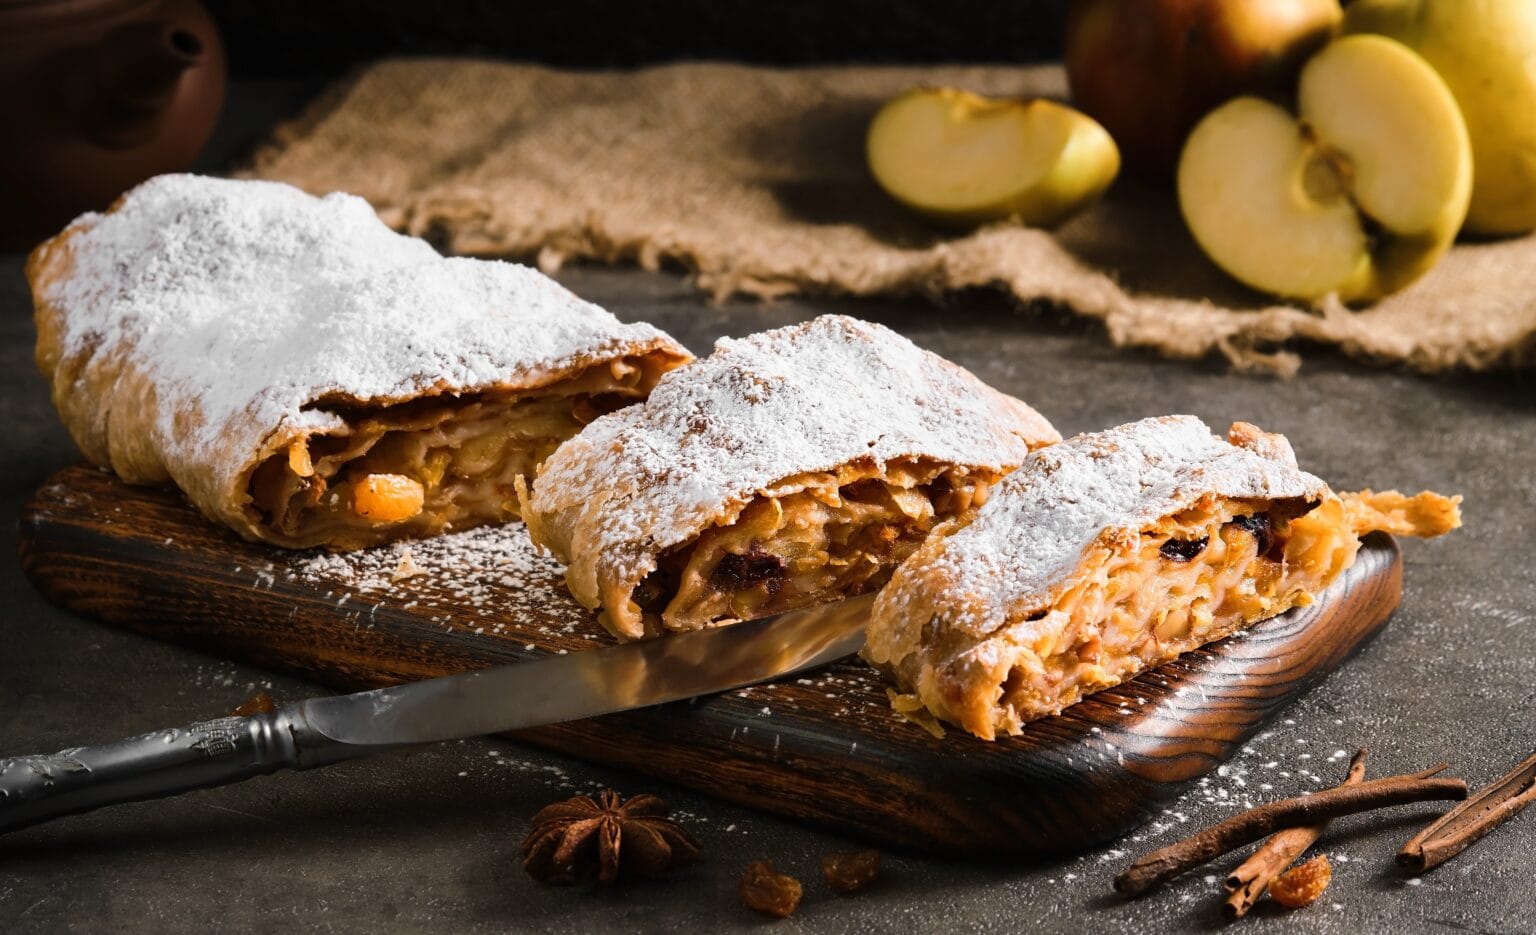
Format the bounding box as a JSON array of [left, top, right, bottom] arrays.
[[29, 175, 690, 549], [865, 416, 1461, 740], [523, 315, 1060, 640]]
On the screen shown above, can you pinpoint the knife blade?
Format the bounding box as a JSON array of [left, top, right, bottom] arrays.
[[0, 593, 873, 834]]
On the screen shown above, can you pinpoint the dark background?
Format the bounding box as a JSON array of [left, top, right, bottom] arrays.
[[207, 0, 1070, 75], [6, 3, 1534, 933]]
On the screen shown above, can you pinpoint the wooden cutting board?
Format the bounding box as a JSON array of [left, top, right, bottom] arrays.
[[17, 465, 1402, 857]]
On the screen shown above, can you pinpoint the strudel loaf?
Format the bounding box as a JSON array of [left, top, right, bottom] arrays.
[[28, 175, 690, 549]]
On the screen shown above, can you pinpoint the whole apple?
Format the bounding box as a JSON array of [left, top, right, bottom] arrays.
[[1065, 0, 1342, 180], [1344, 0, 1536, 235]]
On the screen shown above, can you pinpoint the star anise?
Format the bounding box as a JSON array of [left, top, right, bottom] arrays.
[[521, 789, 701, 885]]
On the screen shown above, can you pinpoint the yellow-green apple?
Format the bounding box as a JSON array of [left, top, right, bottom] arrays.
[[1344, 0, 1536, 235], [1177, 35, 1471, 303], [1065, 0, 1342, 180], [866, 88, 1120, 228]]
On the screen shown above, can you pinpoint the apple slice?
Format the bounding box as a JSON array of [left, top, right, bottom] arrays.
[[866, 88, 1120, 228], [1177, 34, 1470, 303]]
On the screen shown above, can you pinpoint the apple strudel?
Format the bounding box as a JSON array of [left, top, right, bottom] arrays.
[[522, 315, 1060, 640], [28, 175, 691, 549], [864, 415, 1461, 740]]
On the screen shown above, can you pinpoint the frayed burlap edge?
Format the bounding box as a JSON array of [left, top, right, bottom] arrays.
[[243, 59, 1536, 377]]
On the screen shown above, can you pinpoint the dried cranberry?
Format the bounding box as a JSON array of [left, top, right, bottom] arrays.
[[1159, 536, 1209, 563]]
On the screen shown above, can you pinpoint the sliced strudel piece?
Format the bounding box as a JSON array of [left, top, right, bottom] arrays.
[[864, 415, 1461, 740], [28, 174, 690, 549], [522, 315, 1060, 640]]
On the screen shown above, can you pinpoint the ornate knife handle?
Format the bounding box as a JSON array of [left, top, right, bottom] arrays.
[[0, 704, 391, 834]]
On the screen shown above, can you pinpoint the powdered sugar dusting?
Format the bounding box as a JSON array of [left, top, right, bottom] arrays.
[[292, 522, 572, 623], [34, 174, 684, 511], [876, 415, 1329, 636], [529, 314, 1059, 597]]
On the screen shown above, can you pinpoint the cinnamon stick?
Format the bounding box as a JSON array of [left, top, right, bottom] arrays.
[[1114, 769, 1467, 897], [1398, 750, 1536, 873], [1222, 748, 1368, 919]]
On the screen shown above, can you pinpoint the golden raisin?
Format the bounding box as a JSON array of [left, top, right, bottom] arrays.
[[1269, 854, 1332, 909], [740, 861, 802, 918], [287, 440, 315, 477], [352, 473, 425, 523], [822, 849, 881, 893]]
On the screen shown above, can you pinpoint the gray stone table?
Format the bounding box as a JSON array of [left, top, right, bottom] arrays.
[[1, 80, 1532, 934]]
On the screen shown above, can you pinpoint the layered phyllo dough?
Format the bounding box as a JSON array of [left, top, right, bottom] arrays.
[[864, 416, 1461, 740], [522, 315, 1061, 640], [28, 175, 690, 549]]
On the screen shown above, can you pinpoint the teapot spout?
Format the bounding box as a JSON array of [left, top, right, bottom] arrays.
[[90, 21, 205, 147]]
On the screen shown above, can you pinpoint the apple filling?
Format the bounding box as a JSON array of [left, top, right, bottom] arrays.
[[981, 496, 1357, 731], [868, 416, 1465, 741], [245, 357, 666, 550], [626, 460, 998, 636], [902, 493, 1375, 739]]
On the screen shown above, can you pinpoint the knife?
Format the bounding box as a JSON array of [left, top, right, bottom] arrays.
[[0, 594, 873, 834]]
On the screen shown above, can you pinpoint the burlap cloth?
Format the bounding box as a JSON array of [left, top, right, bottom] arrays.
[[246, 60, 1536, 375]]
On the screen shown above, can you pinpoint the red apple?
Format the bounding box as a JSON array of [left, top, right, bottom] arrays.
[[1064, 0, 1342, 181]]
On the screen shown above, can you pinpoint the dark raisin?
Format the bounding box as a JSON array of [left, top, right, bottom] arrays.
[[1159, 536, 1209, 562], [1230, 513, 1275, 556], [709, 547, 785, 593], [572, 393, 632, 425], [632, 568, 673, 612], [840, 478, 887, 503]]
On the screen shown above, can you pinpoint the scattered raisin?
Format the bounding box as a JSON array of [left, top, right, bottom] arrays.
[[1269, 854, 1332, 909], [1159, 536, 1209, 563], [1230, 513, 1275, 556], [710, 548, 786, 593], [740, 861, 802, 918], [822, 849, 881, 893]]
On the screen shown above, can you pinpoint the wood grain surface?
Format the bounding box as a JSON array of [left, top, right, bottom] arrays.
[[17, 464, 1403, 857]]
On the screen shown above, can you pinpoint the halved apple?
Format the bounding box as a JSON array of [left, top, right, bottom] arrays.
[[1345, 0, 1536, 235], [867, 88, 1120, 228], [1177, 34, 1471, 303]]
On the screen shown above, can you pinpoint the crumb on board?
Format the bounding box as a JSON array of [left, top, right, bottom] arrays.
[[391, 547, 426, 582]]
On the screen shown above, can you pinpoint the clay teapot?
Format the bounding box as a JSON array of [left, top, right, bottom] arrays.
[[0, 0, 227, 250]]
